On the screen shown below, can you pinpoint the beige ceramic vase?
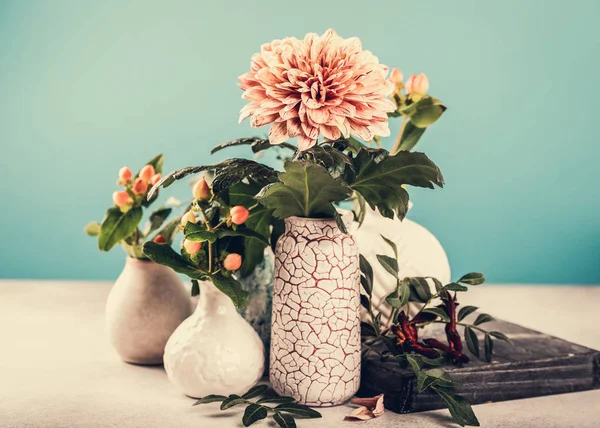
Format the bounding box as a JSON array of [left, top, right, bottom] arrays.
[[270, 211, 361, 406], [105, 258, 193, 365]]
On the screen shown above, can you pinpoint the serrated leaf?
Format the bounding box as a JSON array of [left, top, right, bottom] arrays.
[[465, 326, 480, 358], [433, 387, 480, 427], [256, 161, 352, 219], [458, 272, 485, 285], [474, 313, 494, 326], [274, 403, 322, 418], [347, 148, 443, 221], [242, 404, 268, 426], [98, 207, 143, 251], [423, 307, 450, 322], [376, 254, 399, 279], [256, 396, 295, 404], [359, 254, 373, 297], [380, 234, 398, 259], [273, 412, 297, 428], [457, 305, 479, 322], [396, 120, 427, 153], [211, 137, 297, 155], [220, 394, 246, 410], [84, 221, 101, 236], [242, 384, 269, 399], [298, 144, 353, 179], [484, 334, 494, 363], [490, 331, 511, 344], [193, 394, 227, 405]]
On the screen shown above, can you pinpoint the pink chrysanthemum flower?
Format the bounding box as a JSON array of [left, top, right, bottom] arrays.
[[238, 29, 396, 151]]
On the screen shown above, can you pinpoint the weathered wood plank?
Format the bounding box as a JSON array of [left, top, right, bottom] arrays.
[[358, 319, 600, 413]]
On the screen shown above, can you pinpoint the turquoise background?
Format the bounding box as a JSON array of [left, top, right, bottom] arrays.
[[1, 0, 599, 283]]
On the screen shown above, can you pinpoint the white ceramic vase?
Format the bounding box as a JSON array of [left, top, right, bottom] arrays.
[[270, 212, 361, 406], [105, 258, 193, 365], [352, 204, 451, 324], [163, 281, 265, 398]]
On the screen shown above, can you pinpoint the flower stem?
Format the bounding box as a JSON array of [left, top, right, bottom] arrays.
[[391, 115, 408, 155]]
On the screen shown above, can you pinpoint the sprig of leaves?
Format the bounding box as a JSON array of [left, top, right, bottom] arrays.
[[193, 385, 321, 427]]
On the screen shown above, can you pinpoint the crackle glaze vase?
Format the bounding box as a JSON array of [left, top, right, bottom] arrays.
[[105, 258, 193, 365], [270, 212, 361, 406], [163, 281, 265, 398]]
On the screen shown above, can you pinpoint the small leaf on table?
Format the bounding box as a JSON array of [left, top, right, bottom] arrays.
[[242, 403, 268, 427], [274, 403, 322, 418], [433, 387, 480, 427], [242, 384, 269, 399], [193, 394, 227, 405], [273, 412, 297, 428], [220, 394, 246, 410], [256, 396, 295, 404]]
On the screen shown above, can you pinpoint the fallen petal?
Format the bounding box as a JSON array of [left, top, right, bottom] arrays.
[[344, 406, 375, 421]]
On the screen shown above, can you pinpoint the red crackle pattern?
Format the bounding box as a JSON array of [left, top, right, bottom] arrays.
[[270, 216, 361, 406]]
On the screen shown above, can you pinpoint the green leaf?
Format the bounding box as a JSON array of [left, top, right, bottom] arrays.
[[211, 137, 297, 155], [220, 394, 246, 410], [191, 280, 200, 297], [274, 403, 322, 418], [210, 275, 250, 310], [242, 404, 268, 427], [484, 334, 494, 363], [396, 120, 427, 152], [256, 161, 352, 219], [184, 222, 218, 243], [143, 207, 172, 237], [84, 221, 101, 236], [376, 254, 399, 279], [385, 288, 404, 309], [457, 305, 479, 322], [474, 313, 494, 326], [256, 396, 295, 404], [380, 234, 398, 259], [420, 368, 454, 392], [193, 394, 227, 405], [408, 277, 432, 302], [155, 214, 184, 245], [399, 279, 411, 307], [423, 307, 450, 322], [490, 331, 511, 344], [273, 412, 297, 428], [445, 282, 469, 292], [332, 208, 348, 234], [359, 254, 373, 297], [433, 387, 480, 427], [458, 272, 485, 285], [142, 241, 206, 279], [217, 228, 270, 246], [464, 326, 480, 358], [347, 148, 443, 220], [297, 144, 353, 179], [242, 384, 269, 399], [360, 294, 370, 310], [409, 97, 447, 128], [98, 207, 143, 251]]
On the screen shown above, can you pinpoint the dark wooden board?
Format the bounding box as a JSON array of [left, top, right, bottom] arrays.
[[358, 319, 600, 413]]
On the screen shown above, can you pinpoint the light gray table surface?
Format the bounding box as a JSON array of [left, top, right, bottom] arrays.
[[1, 280, 599, 428]]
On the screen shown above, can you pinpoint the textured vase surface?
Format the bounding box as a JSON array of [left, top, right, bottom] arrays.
[[352, 204, 451, 324], [164, 281, 265, 398], [270, 212, 361, 406], [105, 258, 193, 365]]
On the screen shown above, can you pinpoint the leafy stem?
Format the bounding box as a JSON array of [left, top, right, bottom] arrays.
[[391, 114, 408, 155]]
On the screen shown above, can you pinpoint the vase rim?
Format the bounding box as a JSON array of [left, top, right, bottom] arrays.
[[284, 208, 353, 223]]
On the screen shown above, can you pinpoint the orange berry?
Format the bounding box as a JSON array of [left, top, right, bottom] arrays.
[[230, 206, 250, 225], [223, 253, 242, 271]]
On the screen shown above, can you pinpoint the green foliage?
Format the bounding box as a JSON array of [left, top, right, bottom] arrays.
[[211, 137, 297, 155], [98, 207, 143, 251], [256, 161, 352, 219], [84, 222, 101, 236], [473, 313, 494, 326], [433, 387, 480, 427], [142, 207, 172, 237], [406, 97, 447, 128], [396, 121, 427, 153], [457, 305, 479, 322], [346, 148, 444, 220], [193, 386, 321, 427], [458, 272, 485, 285], [376, 255, 399, 279], [296, 144, 352, 179], [464, 326, 480, 358], [358, 255, 373, 297]]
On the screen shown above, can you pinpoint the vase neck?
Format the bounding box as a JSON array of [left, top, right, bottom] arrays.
[[196, 281, 236, 316], [284, 210, 353, 236]]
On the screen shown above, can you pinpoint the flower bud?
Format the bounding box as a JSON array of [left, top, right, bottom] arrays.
[[132, 177, 148, 195], [118, 167, 132, 184], [112, 191, 132, 207], [153, 234, 166, 244], [183, 239, 202, 255], [192, 177, 211, 201], [180, 210, 197, 227], [139, 165, 155, 183], [405, 73, 429, 98], [389, 68, 404, 86], [230, 205, 250, 225], [223, 253, 242, 271], [149, 173, 162, 186]]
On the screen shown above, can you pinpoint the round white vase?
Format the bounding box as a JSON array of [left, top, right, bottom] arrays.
[[163, 281, 265, 398], [105, 258, 194, 365], [352, 204, 451, 324], [270, 212, 361, 406]]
